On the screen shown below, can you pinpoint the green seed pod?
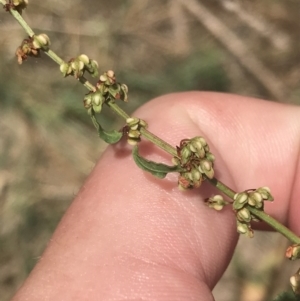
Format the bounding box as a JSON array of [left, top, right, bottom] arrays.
[[251, 192, 263, 202], [78, 54, 90, 65], [187, 172, 193, 181], [181, 147, 191, 160], [199, 159, 214, 179], [205, 151, 214, 160], [89, 60, 99, 78], [191, 168, 201, 182], [189, 144, 197, 153], [121, 84, 128, 94], [59, 62, 70, 77], [91, 60, 99, 69], [247, 196, 256, 207], [92, 92, 103, 106], [33, 34, 50, 49], [126, 117, 137, 124], [127, 138, 138, 146], [99, 74, 108, 82], [92, 103, 102, 113], [139, 119, 147, 128], [233, 192, 249, 210], [207, 195, 226, 211], [128, 129, 141, 139], [70, 60, 79, 71], [190, 139, 206, 158], [237, 208, 251, 223], [257, 187, 273, 201], [78, 60, 85, 71], [120, 85, 129, 102], [237, 221, 248, 234]]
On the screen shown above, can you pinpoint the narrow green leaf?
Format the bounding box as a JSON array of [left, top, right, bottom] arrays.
[[132, 145, 180, 178], [91, 115, 122, 144]]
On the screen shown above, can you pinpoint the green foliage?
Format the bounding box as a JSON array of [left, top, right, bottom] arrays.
[[132, 145, 180, 178], [90, 115, 123, 144]]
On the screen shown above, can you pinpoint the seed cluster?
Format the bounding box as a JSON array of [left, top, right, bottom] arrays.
[[83, 70, 128, 115], [125, 117, 147, 146], [60, 54, 98, 79], [173, 137, 215, 190], [233, 187, 273, 237], [15, 34, 50, 64]]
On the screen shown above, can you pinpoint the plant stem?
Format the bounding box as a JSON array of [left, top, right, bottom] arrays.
[[208, 177, 236, 199], [1, 1, 35, 36], [249, 207, 300, 244], [140, 127, 178, 157], [107, 101, 178, 156]]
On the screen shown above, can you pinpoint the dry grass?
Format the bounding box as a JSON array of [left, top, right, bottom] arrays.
[[0, 0, 299, 300]]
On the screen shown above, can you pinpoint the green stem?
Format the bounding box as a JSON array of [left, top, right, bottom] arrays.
[[248, 207, 300, 244], [106, 100, 130, 120], [45, 49, 64, 65], [140, 128, 177, 157], [106, 101, 177, 156], [1, 2, 35, 37], [208, 177, 236, 199]]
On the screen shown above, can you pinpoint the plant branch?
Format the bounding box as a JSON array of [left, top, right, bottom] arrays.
[[3, 1, 300, 245]]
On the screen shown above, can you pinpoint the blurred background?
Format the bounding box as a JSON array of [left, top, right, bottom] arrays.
[[0, 0, 300, 300]]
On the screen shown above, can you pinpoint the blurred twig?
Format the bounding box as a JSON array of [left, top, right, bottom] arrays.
[[178, 0, 290, 102], [219, 0, 291, 52]]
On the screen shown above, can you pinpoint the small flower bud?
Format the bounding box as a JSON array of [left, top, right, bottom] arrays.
[[286, 244, 300, 261]]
